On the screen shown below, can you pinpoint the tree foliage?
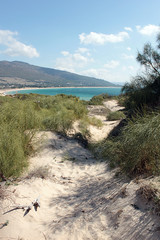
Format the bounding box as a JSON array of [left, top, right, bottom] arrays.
[[122, 33, 160, 111]]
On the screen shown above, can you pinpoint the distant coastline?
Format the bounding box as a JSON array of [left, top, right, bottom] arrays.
[[0, 86, 122, 96]]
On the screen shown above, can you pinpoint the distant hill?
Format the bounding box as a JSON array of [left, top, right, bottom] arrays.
[[0, 61, 118, 89]]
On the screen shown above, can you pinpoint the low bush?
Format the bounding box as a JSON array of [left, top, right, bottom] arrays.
[[78, 115, 102, 138], [88, 93, 111, 105], [92, 112, 160, 176], [107, 111, 125, 121], [0, 125, 27, 178], [0, 93, 100, 178], [88, 116, 103, 127], [26, 166, 50, 179], [43, 107, 75, 134], [0, 100, 41, 178], [78, 119, 90, 138]]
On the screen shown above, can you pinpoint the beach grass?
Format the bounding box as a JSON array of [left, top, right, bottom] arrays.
[[0, 99, 41, 178], [107, 110, 126, 121], [0, 94, 89, 178], [91, 111, 160, 176]]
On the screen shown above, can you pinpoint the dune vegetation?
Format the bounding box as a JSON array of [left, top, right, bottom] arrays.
[[0, 93, 96, 179], [91, 33, 160, 177], [0, 33, 160, 182]]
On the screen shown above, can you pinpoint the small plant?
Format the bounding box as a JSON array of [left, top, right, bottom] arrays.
[[88, 116, 103, 127], [78, 120, 90, 138], [137, 184, 160, 215], [62, 153, 77, 162], [26, 166, 50, 179], [78, 116, 102, 138], [107, 111, 125, 121], [137, 185, 158, 202], [88, 93, 111, 105], [0, 186, 8, 200]]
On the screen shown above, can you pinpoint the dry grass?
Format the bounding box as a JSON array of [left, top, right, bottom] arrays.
[[137, 184, 160, 215], [26, 166, 50, 180], [0, 186, 7, 200], [137, 185, 158, 201]]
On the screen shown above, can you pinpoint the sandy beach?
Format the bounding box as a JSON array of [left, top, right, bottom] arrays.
[[0, 87, 48, 95], [0, 86, 122, 96], [0, 100, 159, 240]]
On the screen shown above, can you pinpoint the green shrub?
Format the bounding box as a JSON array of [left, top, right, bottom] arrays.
[[78, 116, 102, 138], [107, 111, 125, 121], [43, 107, 75, 134], [88, 116, 103, 127], [92, 112, 160, 176], [0, 99, 41, 178], [0, 124, 27, 178], [118, 112, 160, 175], [0, 93, 88, 178], [40, 95, 88, 134], [62, 98, 87, 119], [88, 93, 111, 105], [78, 119, 90, 138]]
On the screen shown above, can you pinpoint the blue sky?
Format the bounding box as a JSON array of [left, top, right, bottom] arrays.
[[0, 0, 160, 84]]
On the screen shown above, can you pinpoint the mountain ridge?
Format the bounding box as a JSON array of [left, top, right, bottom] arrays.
[[0, 61, 118, 89]]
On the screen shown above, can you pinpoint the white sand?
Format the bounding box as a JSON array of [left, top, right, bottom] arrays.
[[0, 100, 160, 240], [88, 99, 124, 142], [103, 100, 124, 112]]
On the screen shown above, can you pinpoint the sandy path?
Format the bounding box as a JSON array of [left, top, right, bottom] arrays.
[[87, 99, 124, 142], [103, 100, 124, 112], [0, 131, 160, 240]]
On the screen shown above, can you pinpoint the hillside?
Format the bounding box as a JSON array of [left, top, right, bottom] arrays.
[[0, 61, 117, 89]]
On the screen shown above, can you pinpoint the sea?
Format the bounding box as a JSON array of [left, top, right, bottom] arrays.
[[7, 87, 122, 101]]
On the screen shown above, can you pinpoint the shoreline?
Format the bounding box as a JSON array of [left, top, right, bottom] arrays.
[[0, 86, 122, 95]]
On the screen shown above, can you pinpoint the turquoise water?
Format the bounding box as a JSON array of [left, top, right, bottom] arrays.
[[8, 87, 122, 100]]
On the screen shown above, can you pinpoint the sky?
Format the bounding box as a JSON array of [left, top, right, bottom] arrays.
[[0, 0, 160, 84]]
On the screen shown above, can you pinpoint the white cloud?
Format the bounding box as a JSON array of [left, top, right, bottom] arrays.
[[122, 65, 137, 73], [76, 47, 89, 53], [82, 68, 110, 80], [0, 29, 39, 58], [82, 68, 103, 78], [104, 60, 119, 69], [73, 53, 89, 63], [136, 24, 160, 36], [122, 53, 134, 60], [128, 66, 135, 71], [55, 57, 74, 72], [81, 67, 127, 82], [124, 27, 133, 32], [55, 50, 94, 73], [127, 47, 131, 51], [61, 51, 69, 56], [76, 47, 91, 56], [79, 31, 129, 45]]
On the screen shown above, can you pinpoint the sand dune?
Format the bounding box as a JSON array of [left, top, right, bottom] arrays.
[[0, 100, 160, 240]]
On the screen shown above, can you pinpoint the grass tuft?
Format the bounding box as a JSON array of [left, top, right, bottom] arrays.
[[92, 112, 160, 176], [26, 166, 50, 179], [107, 111, 125, 121]]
